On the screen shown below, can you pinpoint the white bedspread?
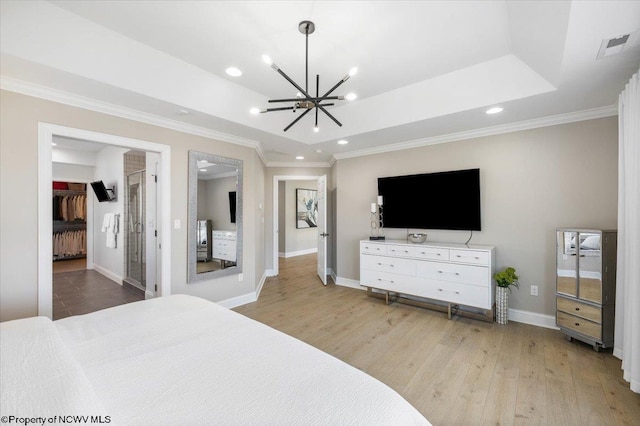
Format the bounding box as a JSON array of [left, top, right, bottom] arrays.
[[0, 317, 107, 419], [52, 295, 429, 425]]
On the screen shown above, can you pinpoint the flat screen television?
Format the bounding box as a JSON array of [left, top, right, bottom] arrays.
[[377, 168, 481, 231], [90, 180, 115, 202]]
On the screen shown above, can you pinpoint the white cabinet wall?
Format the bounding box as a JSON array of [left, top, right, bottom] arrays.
[[360, 240, 495, 319]]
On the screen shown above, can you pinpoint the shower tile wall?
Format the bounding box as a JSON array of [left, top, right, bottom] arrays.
[[123, 151, 146, 288]]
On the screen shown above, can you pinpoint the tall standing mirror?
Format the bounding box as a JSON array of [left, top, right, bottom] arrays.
[[188, 151, 243, 283]]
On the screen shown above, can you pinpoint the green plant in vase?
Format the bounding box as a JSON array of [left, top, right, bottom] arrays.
[[493, 267, 519, 324], [493, 267, 519, 290]]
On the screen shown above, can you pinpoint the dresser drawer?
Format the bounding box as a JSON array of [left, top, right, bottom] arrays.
[[361, 269, 425, 294], [414, 246, 449, 261], [360, 242, 386, 256], [386, 244, 418, 258], [422, 280, 491, 310], [557, 297, 601, 323], [557, 311, 601, 340], [361, 255, 416, 277], [450, 249, 490, 265], [417, 262, 489, 287]]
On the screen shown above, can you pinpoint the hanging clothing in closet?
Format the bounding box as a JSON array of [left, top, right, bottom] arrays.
[[53, 194, 87, 221], [53, 230, 86, 259]]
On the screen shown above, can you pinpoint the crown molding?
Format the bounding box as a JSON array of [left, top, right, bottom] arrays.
[[332, 105, 618, 160], [265, 161, 332, 168], [0, 75, 268, 165]]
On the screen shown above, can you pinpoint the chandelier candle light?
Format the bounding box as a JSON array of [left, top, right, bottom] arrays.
[[257, 21, 357, 132], [370, 196, 385, 241]]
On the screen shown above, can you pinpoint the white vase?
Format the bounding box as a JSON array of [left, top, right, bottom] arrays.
[[496, 286, 509, 324]]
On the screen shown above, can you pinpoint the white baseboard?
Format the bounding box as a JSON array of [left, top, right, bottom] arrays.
[[281, 248, 318, 258], [330, 269, 338, 284], [145, 290, 155, 299], [217, 292, 257, 309], [335, 276, 365, 290], [255, 272, 267, 298], [266, 269, 276, 277], [92, 264, 122, 285], [507, 308, 558, 329]]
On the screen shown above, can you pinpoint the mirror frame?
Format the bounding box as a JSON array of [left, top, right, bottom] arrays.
[[187, 151, 243, 283]]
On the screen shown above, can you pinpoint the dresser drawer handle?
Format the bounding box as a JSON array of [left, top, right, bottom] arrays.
[[377, 263, 394, 268], [575, 307, 580, 311], [456, 255, 480, 260], [437, 271, 460, 275], [377, 278, 394, 284], [575, 322, 580, 326], [437, 288, 460, 295]]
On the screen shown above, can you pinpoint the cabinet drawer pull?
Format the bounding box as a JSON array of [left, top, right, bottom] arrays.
[[455, 255, 480, 260], [575, 322, 580, 326], [377, 278, 394, 284], [575, 307, 580, 311], [377, 263, 394, 268], [437, 271, 460, 275], [437, 288, 460, 295]]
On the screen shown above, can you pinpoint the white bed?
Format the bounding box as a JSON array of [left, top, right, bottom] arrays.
[[1, 295, 429, 425]]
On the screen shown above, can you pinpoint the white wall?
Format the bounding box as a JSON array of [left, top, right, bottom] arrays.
[[92, 146, 127, 281], [52, 163, 95, 183], [334, 117, 618, 317]]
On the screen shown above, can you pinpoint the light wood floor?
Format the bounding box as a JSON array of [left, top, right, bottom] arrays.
[[234, 254, 640, 425]]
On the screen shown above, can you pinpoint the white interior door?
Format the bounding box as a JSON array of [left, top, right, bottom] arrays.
[[317, 175, 327, 285]]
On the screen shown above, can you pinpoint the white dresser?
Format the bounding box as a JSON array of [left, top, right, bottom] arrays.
[[212, 230, 237, 266], [360, 240, 495, 320]]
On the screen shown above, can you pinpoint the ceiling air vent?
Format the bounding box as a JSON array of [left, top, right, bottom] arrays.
[[597, 31, 639, 59]]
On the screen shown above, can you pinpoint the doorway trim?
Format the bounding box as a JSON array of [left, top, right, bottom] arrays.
[[38, 123, 172, 318], [272, 175, 322, 276]]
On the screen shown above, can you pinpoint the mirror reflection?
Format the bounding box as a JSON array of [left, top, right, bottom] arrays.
[[188, 151, 243, 283]]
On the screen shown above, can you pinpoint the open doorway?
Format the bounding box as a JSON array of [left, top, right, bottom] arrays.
[[272, 175, 328, 284], [38, 123, 171, 319]]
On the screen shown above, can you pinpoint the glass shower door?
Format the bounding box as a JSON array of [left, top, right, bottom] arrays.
[[126, 171, 146, 288]]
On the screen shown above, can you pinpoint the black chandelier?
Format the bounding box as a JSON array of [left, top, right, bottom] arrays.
[[258, 20, 357, 132]]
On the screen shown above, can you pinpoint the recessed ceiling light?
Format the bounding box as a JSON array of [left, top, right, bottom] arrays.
[[177, 109, 189, 115], [315, 149, 322, 153], [313, 126, 319, 133], [345, 93, 357, 101], [225, 67, 242, 77], [51, 142, 57, 146], [262, 54, 273, 66], [296, 156, 304, 160], [349, 67, 358, 77], [337, 139, 348, 145], [199, 169, 208, 172], [250, 107, 261, 115], [486, 107, 503, 115]]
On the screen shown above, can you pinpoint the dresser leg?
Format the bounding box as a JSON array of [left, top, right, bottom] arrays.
[[447, 303, 452, 320]]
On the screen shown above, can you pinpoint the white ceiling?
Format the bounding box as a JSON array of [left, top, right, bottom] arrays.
[[2, 1, 639, 164]]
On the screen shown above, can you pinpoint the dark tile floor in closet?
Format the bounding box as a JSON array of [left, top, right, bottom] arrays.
[[53, 264, 144, 320]]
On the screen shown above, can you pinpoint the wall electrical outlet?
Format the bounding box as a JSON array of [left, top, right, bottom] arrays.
[[530, 285, 539, 296]]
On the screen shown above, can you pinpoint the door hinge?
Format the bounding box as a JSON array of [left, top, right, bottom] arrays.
[[155, 284, 157, 291], [154, 175, 158, 183], [154, 230, 158, 237]]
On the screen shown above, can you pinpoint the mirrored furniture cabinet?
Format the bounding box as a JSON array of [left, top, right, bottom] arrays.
[[556, 229, 617, 351], [197, 220, 213, 262]]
